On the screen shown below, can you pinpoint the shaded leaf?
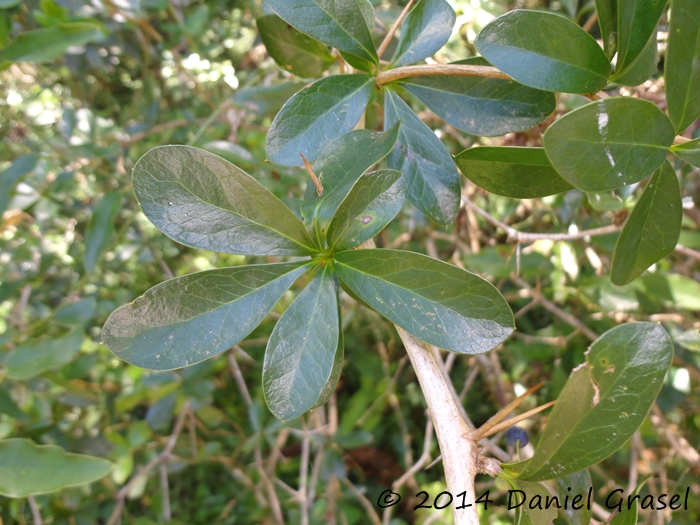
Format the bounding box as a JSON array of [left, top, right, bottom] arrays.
[[671, 137, 700, 168], [264, 0, 378, 66], [609, 505, 639, 525], [232, 81, 305, 115], [83, 191, 121, 273], [0, 154, 38, 215], [392, 0, 455, 67], [401, 75, 555, 136], [327, 169, 405, 250], [384, 89, 460, 225], [611, 163, 681, 285], [555, 470, 592, 525], [517, 480, 558, 525], [543, 98, 674, 191], [614, 0, 667, 79], [54, 297, 97, 325], [102, 261, 312, 370], [0, 388, 25, 420], [257, 14, 334, 77], [7, 329, 83, 380], [0, 439, 112, 497], [454, 147, 573, 198], [475, 10, 611, 93], [665, 0, 700, 133], [263, 266, 341, 421], [334, 249, 514, 354], [133, 146, 318, 256], [0, 22, 103, 63], [509, 322, 673, 481], [266, 74, 374, 166], [595, 0, 618, 57], [613, 29, 658, 87]]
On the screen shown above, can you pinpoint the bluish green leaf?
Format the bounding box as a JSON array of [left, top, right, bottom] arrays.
[[509, 322, 673, 481], [327, 169, 405, 250], [475, 10, 611, 93], [201, 141, 257, 167], [671, 137, 700, 168], [454, 147, 573, 198], [392, 0, 455, 67], [53, 297, 97, 325], [665, 0, 700, 133], [543, 97, 674, 191], [264, 0, 378, 66], [0, 439, 112, 497], [595, 0, 618, 57], [7, 329, 83, 380], [83, 191, 121, 273], [401, 75, 555, 136], [102, 261, 312, 370], [0, 388, 24, 420], [263, 266, 341, 421], [384, 89, 460, 225], [0, 154, 38, 215], [257, 14, 334, 77], [133, 146, 318, 255], [614, 0, 667, 80], [232, 81, 305, 115], [334, 249, 514, 354], [555, 470, 593, 525], [611, 163, 681, 285], [266, 74, 374, 166], [0, 22, 103, 63]]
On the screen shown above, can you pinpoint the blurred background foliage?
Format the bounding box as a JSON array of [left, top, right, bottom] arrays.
[[0, 0, 699, 524]]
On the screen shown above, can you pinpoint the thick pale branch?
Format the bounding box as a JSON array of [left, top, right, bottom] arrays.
[[376, 64, 512, 86]]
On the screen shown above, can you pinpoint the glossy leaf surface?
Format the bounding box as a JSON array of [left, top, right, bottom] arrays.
[[671, 137, 700, 168], [103, 262, 312, 370], [334, 249, 514, 354], [665, 0, 700, 132], [263, 266, 341, 421], [0, 23, 102, 63], [611, 163, 681, 285], [595, 0, 618, 57], [517, 480, 558, 525], [266, 74, 374, 166], [401, 75, 555, 136], [257, 14, 334, 78], [7, 329, 83, 380], [384, 89, 460, 225], [302, 124, 400, 239], [511, 322, 673, 481], [555, 470, 592, 525], [392, 0, 455, 67], [133, 146, 317, 255], [612, 30, 658, 87], [475, 10, 611, 93], [614, 0, 667, 79], [0, 439, 112, 497], [327, 169, 405, 250], [454, 147, 573, 198], [83, 191, 121, 274], [543, 98, 674, 191], [264, 0, 378, 66]]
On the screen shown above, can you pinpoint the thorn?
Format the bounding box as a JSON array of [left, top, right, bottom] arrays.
[[300, 153, 323, 196]]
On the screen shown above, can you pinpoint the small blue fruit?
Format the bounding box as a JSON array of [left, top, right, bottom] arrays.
[[505, 426, 529, 447]]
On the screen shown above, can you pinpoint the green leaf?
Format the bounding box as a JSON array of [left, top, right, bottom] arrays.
[[609, 502, 639, 525], [384, 89, 460, 225], [263, 266, 341, 421], [474, 10, 611, 93], [0, 153, 38, 215], [671, 137, 700, 168], [454, 147, 573, 198], [614, 0, 667, 79], [516, 480, 558, 525], [83, 191, 121, 274], [201, 141, 257, 167], [543, 98, 675, 191], [257, 14, 334, 78], [0, 388, 25, 420], [102, 261, 312, 370], [595, 0, 619, 57], [509, 322, 673, 481], [665, 0, 700, 133], [266, 74, 374, 166], [612, 30, 658, 87], [401, 75, 556, 136], [555, 470, 592, 525], [301, 124, 400, 240], [54, 297, 97, 325], [264, 0, 378, 66], [0, 22, 103, 63], [133, 146, 318, 256], [391, 0, 455, 67], [611, 163, 681, 285], [0, 0, 22, 7], [0, 439, 112, 497], [7, 329, 83, 380], [327, 169, 405, 250], [232, 81, 305, 116], [334, 249, 514, 354]]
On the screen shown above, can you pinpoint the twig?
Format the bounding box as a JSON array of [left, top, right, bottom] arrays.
[[187, 99, 232, 146], [473, 401, 556, 440], [675, 244, 700, 262], [340, 479, 382, 525], [376, 0, 414, 60], [299, 419, 310, 525], [27, 496, 42, 525], [376, 64, 512, 86], [391, 419, 434, 491], [301, 153, 323, 195], [471, 382, 544, 440], [160, 464, 171, 521]]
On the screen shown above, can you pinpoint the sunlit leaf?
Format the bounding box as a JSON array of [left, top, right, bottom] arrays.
[[0, 22, 103, 63], [391, 0, 455, 67]]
